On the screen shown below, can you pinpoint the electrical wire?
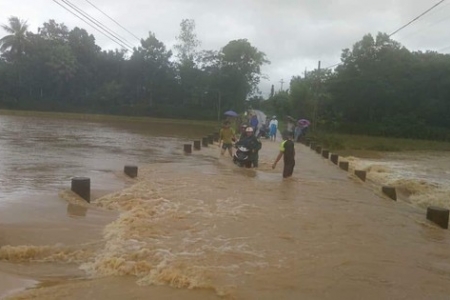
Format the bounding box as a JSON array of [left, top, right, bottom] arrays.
[[324, 0, 447, 70], [324, 62, 342, 70], [84, 0, 141, 42], [395, 1, 450, 42], [61, 0, 134, 49], [398, 13, 450, 42], [52, 0, 133, 51], [388, 0, 447, 37], [52, 0, 129, 50], [438, 45, 450, 52]]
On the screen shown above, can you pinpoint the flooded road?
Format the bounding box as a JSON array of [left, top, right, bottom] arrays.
[[1, 113, 450, 299]]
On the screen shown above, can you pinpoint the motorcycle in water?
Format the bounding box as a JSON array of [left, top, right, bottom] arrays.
[[233, 145, 253, 168]]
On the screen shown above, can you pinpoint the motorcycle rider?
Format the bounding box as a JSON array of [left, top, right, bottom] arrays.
[[236, 127, 261, 168], [239, 124, 248, 140]]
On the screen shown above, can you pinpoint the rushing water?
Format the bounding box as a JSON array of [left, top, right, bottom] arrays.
[[346, 152, 450, 210], [0, 113, 450, 300]]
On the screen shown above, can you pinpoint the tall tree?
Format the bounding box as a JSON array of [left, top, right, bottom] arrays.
[[38, 20, 69, 43], [219, 39, 269, 111], [128, 32, 174, 107], [0, 16, 29, 62], [174, 19, 200, 62], [174, 19, 203, 106], [67, 27, 101, 103]]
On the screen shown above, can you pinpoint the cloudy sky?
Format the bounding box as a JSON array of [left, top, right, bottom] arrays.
[[1, 0, 449, 96]]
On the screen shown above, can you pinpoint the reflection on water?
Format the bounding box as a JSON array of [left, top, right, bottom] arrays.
[[66, 204, 88, 218], [0, 113, 450, 300], [0, 115, 213, 202]]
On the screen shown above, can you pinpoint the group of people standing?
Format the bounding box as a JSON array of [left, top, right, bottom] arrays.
[[258, 115, 278, 141], [286, 118, 309, 143], [218, 113, 296, 178]]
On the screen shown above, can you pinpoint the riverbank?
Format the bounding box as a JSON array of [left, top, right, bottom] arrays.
[[0, 109, 218, 128], [305, 132, 450, 157]]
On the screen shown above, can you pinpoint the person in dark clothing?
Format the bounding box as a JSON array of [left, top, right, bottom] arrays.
[[236, 127, 262, 168], [250, 114, 259, 132], [272, 131, 296, 178], [238, 124, 248, 140]]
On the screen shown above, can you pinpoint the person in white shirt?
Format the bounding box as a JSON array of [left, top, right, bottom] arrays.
[[269, 116, 278, 141]]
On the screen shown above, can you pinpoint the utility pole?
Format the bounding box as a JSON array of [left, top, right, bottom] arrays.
[[217, 90, 221, 122], [279, 79, 285, 91], [313, 61, 321, 132]]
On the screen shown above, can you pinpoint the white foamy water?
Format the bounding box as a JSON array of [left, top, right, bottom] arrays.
[[346, 152, 450, 210]]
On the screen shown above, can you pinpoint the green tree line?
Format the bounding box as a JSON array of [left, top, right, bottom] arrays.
[[0, 17, 269, 119], [263, 33, 450, 141]]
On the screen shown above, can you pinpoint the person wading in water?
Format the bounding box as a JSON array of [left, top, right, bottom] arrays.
[[272, 130, 295, 178], [219, 121, 236, 157]]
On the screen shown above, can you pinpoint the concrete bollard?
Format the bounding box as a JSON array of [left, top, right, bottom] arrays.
[[193, 140, 201, 150], [213, 132, 220, 142], [207, 134, 214, 144], [322, 149, 330, 159], [315, 146, 322, 154], [382, 186, 397, 200], [71, 177, 90, 203], [183, 144, 192, 154], [354, 170, 366, 181], [124, 165, 138, 178], [330, 153, 339, 165], [310, 142, 316, 150], [426, 206, 449, 229], [339, 161, 349, 171], [202, 137, 209, 147]]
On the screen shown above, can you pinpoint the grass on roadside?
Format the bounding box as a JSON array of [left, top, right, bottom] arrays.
[[307, 132, 450, 156]]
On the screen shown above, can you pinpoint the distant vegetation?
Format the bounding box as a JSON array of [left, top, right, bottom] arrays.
[[0, 17, 268, 120], [1, 17, 449, 141], [261, 33, 450, 141]]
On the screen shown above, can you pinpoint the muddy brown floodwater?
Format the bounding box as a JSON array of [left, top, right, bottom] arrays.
[[0, 114, 450, 300]]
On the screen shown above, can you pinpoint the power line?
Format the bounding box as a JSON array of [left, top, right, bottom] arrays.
[[53, 0, 131, 50], [438, 45, 450, 52], [388, 0, 447, 37], [324, 0, 447, 70], [84, 0, 141, 42], [52, 0, 128, 50], [399, 17, 450, 42], [324, 62, 342, 70], [61, 0, 134, 49], [397, 3, 450, 42], [52, 0, 133, 51]]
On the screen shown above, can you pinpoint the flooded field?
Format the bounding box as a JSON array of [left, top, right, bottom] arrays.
[[0, 113, 449, 299]]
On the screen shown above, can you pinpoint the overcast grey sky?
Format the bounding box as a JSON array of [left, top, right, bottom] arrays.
[[1, 0, 450, 96]]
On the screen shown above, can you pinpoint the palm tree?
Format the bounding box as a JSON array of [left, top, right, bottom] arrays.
[[0, 16, 29, 62]]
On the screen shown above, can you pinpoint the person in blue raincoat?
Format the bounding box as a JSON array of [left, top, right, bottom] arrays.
[[269, 116, 278, 141]]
